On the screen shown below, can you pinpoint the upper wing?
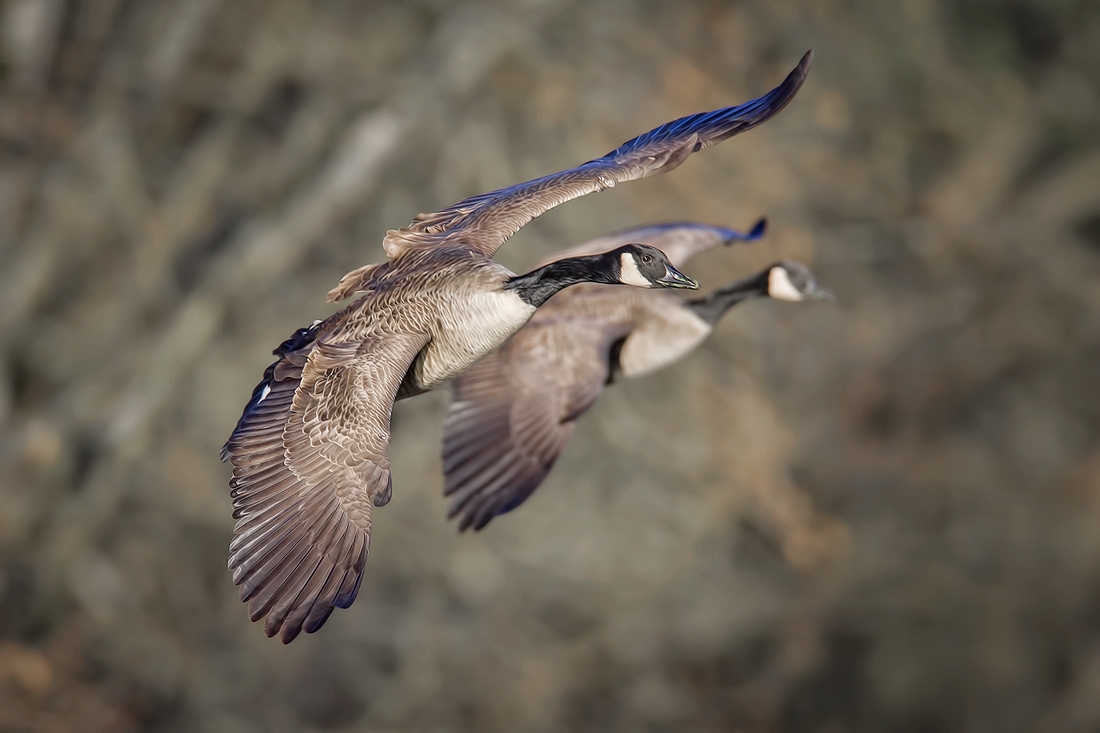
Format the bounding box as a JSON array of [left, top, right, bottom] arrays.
[[223, 330, 429, 643], [385, 51, 811, 259], [535, 219, 767, 270], [441, 316, 627, 531]]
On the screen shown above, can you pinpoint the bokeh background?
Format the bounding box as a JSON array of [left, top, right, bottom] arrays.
[[0, 0, 1098, 730]]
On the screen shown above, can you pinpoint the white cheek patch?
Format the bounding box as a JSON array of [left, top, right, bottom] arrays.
[[618, 252, 651, 287], [768, 266, 804, 301]]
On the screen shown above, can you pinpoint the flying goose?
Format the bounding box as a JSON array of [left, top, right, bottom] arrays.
[[442, 222, 831, 531], [222, 52, 813, 642]]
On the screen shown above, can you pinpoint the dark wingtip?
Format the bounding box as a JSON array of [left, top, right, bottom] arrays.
[[766, 49, 813, 112], [333, 571, 364, 609], [451, 499, 475, 532], [789, 50, 814, 84], [719, 218, 767, 246], [749, 218, 768, 239], [280, 624, 302, 644], [304, 606, 335, 634]]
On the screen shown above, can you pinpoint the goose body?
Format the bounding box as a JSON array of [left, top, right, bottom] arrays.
[[353, 251, 537, 394], [222, 52, 813, 642], [442, 222, 831, 531]]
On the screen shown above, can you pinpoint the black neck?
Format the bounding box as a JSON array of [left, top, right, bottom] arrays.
[[504, 253, 619, 307], [684, 268, 769, 325]]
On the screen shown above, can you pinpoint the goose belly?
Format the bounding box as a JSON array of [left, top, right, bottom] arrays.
[[418, 289, 536, 389]]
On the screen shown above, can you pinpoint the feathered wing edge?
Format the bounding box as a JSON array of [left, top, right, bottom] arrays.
[[442, 321, 623, 530], [383, 51, 811, 259], [442, 349, 574, 531], [222, 326, 427, 642], [535, 219, 767, 270]]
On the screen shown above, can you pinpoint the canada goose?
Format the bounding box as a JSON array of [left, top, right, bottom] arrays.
[[442, 224, 831, 531], [222, 52, 813, 642]]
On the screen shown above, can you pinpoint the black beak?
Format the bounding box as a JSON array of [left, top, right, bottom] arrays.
[[656, 264, 699, 290], [805, 283, 835, 301]]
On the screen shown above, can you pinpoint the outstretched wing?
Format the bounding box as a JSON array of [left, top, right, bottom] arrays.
[[535, 219, 766, 270], [223, 330, 429, 643], [442, 316, 627, 531], [384, 51, 810, 259]]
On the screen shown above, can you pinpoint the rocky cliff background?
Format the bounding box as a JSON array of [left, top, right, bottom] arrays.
[[0, 0, 1098, 731]]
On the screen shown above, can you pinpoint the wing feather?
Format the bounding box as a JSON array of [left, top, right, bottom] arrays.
[[387, 52, 809, 259], [441, 320, 625, 530], [223, 329, 428, 642], [535, 219, 766, 270]]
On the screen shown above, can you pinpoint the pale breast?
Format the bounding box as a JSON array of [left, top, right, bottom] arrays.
[[617, 295, 712, 377], [325, 252, 537, 392], [415, 274, 537, 390]]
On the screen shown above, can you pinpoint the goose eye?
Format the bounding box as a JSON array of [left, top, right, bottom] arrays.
[[641, 254, 652, 264]]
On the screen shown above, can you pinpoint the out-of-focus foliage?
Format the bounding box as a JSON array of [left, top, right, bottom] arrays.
[[0, 0, 1098, 730]]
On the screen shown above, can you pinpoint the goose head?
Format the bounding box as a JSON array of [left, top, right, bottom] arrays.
[[505, 243, 699, 308], [612, 243, 700, 290], [766, 261, 833, 302]]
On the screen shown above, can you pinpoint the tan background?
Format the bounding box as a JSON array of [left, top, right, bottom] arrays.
[[0, 0, 1098, 730]]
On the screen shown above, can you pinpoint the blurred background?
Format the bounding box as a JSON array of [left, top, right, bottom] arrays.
[[0, 0, 1098, 730]]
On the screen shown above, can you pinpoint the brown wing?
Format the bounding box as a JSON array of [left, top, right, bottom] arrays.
[[442, 316, 628, 531], [535, 219, 767, 270], [224, 330, 428, 643], [385, 51, 811, 259]]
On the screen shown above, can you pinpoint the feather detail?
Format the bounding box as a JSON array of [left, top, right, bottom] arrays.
[[327, 262, 386, 302]]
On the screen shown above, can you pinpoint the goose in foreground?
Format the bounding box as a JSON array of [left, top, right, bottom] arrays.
[[222, 51, 813, 642], [442, 222, 831, 531]]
